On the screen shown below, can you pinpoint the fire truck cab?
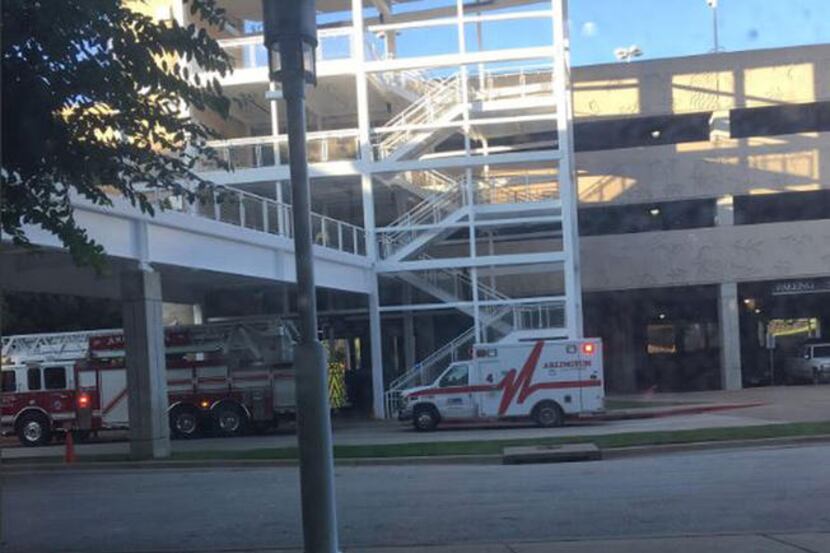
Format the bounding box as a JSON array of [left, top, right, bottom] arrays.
[[1, 361, 81, 446], [397, 339, 604, 431]]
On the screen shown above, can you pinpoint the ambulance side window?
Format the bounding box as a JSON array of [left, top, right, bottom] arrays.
[[44, 367, 67, 390], [2, 371, 16, 392], [27, 368, 42, 391], [439, 364, 469, 387]]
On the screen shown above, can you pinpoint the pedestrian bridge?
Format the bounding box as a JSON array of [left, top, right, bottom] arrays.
[[1, 185, 374, 299]]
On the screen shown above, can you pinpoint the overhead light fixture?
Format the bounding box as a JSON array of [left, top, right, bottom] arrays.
[[649, 207, 661, 216], [614, 44, 643, 63], [658, 313, 667, 320]]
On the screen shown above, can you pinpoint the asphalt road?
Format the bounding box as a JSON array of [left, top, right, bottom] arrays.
[[3, 444, 830, 553]]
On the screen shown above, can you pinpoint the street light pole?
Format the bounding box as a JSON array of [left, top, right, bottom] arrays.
[[262, 2, 339, 553]]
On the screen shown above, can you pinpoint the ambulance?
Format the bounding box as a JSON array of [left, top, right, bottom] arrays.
[[398, 339, 604, 431]]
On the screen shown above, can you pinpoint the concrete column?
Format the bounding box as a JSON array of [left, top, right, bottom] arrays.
[[417, 315, 436, 361], [716, 195, 734, 226], [607, 298, 640, 393], [718, 282, 743, 391], [122, 270, 171, 460], [402, 284, 416, 371], [616, 315, 640, 393]]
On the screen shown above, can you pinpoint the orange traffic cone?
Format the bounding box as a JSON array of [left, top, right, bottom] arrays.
[[65, 430, 75, 464]]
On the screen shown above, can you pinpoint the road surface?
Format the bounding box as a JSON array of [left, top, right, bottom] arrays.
[[3, 443, 830, 552]]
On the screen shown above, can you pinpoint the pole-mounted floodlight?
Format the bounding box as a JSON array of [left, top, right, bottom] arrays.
[[263, 0, 318, 96], [706, 0, 721, 53], [614, 45, 642, 63], [262, 3, 338, 553]]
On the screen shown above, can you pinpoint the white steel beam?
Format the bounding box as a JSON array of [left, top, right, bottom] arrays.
[[552, 0, 583, 338], [378, 294, 567, 313], [364, 47, 555, 74], [373, 149, 562, 174], [353, 0, 386, 420], [377, 251, 566, 272]]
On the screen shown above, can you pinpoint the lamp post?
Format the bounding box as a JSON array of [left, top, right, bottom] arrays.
[[262, 2, 339, 553], [706, 0, 720, 53]]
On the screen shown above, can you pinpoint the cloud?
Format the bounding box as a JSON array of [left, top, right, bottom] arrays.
[[581, 21, 598, 38]]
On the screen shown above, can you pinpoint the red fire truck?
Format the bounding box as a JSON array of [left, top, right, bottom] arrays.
[[1, 318, 301, 446]]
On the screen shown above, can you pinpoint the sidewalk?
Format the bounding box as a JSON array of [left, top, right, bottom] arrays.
[[231, 533, 830, 553]]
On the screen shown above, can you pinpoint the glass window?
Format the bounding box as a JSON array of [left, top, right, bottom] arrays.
[[812, 346, 830, 358], [27, 368, 41, 391], [44, 367, 67, 390], [2, 371, 16, 392], [647, 324, 677, 354], [682, 324, 707, 352], [439, 364, 469, 388]]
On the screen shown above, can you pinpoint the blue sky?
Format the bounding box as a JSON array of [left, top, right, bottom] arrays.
[[367, 0, 830, 66], [571, 0, 830, 66]]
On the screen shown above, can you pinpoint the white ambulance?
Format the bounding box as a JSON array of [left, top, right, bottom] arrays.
[[398, 339, 604, 431]]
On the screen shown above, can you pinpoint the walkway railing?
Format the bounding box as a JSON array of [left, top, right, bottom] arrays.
[[144, 185, 367, 257], [218, 28, 353, 71], [199, 130, 361, 171]]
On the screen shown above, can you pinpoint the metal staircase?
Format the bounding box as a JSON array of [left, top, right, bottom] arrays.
[[374, 74, 465, 161], [378, 180, 469, 261]]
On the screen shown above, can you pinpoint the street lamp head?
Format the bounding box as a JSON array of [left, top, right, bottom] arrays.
[[262, 0, 318, 94], [614, 44, 643, 62]]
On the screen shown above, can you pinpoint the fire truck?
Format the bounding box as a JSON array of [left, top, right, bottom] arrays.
[[1, 318, 302, 446], [397, 339, 604, 431]]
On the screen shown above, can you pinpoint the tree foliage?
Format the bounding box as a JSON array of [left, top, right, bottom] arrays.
[[1, 0, 234, 266]]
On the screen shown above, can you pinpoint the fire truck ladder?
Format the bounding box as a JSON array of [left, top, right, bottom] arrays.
[[1, 329, 120, 364]]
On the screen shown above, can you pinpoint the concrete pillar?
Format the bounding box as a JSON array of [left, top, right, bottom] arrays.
[[608, 298, 640, 393], [402, 284, 416, 370], [417, 315, 436, 361], [122, 270, 171, 459], [718, 282, 743, 391], [617, 318, 640, 393], [716, 195, 734, 226]]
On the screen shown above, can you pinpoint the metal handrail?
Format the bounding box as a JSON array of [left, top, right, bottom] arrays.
[[377, 183, 466, 259], [375, 74, 462, 159], [148, 184, 366, 257]]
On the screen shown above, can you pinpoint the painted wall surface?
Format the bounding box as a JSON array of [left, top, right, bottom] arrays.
[[572, 44, 830, 119], [580, 219, 830, 292], [577, 131, 830, 206]]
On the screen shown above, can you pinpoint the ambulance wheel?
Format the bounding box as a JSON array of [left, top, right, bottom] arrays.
[[532, 401, 564, 428], [213, 403, 247, 437], [169, 406, 201, 439], [16, 412, 52, 447], [413, 405, 439, 432]]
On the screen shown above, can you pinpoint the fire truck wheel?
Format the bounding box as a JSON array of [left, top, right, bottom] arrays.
[[213, 403, 247, 437], [532, 401, 564, 428], [16, 412, 52, 447], [169, 406, 201, 439], [412, 405, 439, 432]]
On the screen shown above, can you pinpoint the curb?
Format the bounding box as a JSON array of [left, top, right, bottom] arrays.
[[4, 433, 830, 473], [588, 401, 767, 421], [602, 433, 830, 459]]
